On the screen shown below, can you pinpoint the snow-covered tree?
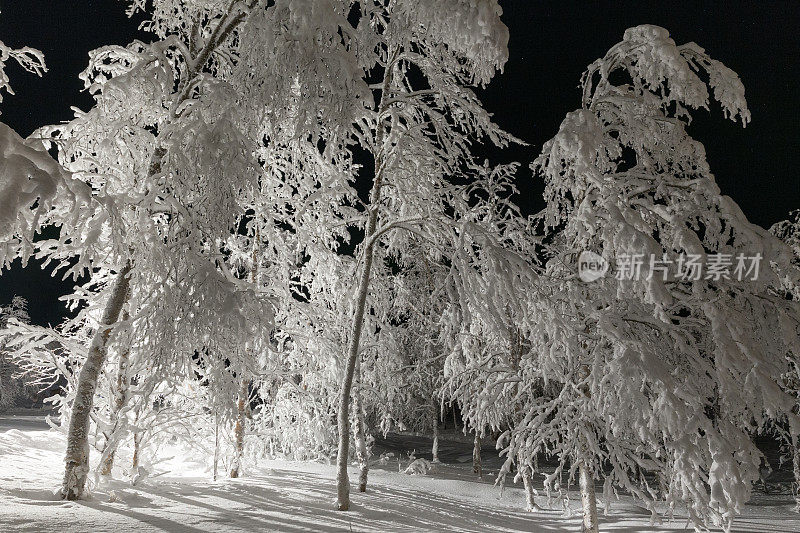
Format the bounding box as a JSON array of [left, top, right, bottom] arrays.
[[488, 25, 800, 532], [10, 0, 276, 499], [771, 210, 800, 299], [365, 247, 475, 465], [0, 296, 35, 410], [771, 210, 800, 511], [320, 0, 520, 510], [3, 1, 529, 509]]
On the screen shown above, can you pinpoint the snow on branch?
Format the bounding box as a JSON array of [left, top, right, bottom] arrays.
[[0, 39, 46, 105]]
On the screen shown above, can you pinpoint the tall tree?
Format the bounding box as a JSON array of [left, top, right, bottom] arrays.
[[771, 210, 800, 512], [500, 25, 799, 532], [330, 0, 515, 510], [18, 0, 271, 499]]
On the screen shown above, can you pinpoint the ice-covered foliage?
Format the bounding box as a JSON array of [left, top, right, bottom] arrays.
[[362, 247, 462, 438], [1, 2, 287, 498], [31, 0, 314, 379], [0, 34, 76, 263], [0, 123, 75, 252], [234, 0, 369, 144], [0, 297, 37, 411], [0, 35, 46, 105], [251, 382, 338, 461], [6, 4, 798, 528], [391, 0, 509, 86], [461, 25, 800, 531], [227, 0, 533, 510], [772, 210, 800, 299], [770, 211, 800, 511]]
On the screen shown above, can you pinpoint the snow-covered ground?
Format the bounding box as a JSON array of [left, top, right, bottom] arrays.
[[1, 416, 798, 532]]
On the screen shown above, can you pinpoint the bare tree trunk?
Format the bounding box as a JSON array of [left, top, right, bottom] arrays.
[[336, 50, 396, 512], [213, 410, 220, 481], [580, 463, 599, 533], [99, 309, 131, 477], [431, 404, 440, 463], [131, 429, 141, 471], [521, 464, 541, 512], [793, 432, 800, 512], [231, 227, 258, 478], [335, 164, 380, 510], [353, 381, 369, 492], [473, 433, 482, 478], [230, 378, 248, 478], [61, 262, 132, 500]]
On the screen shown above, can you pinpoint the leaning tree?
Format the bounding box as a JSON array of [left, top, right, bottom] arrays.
[[464, 25, 800, 533], [11, 0, 275, 499]]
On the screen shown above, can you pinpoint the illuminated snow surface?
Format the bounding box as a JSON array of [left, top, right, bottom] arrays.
[[1, 413, 798, 532]]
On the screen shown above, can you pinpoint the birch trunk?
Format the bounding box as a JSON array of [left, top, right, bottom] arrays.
[[580, 463, 599, 533], [230, 378, 248, 478], [793, 432, 800, 512], [335, 49, 396, 512], [521, 464, 541, 512], [431, 405, 440, 463], [231, 226, 257, 478], [131, 429, 141, 471], [213, 410, 220, 482], [353, 382, 369, 492], [60, 262, 132, 500], [98, 309, 131, 477], [57, 5, 255, 502], [473, 433, 482, 478], [336, 262, 372, 509]]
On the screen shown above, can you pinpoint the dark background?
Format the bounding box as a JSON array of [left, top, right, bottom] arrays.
[[0, 1, 797, 326]]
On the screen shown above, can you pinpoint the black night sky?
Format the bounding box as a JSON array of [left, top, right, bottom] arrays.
[[0, 1, 798, 326]]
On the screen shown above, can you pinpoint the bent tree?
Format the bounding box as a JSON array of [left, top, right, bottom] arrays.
[[512, 25, 799, 532], [25, 0, 264, 499]]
